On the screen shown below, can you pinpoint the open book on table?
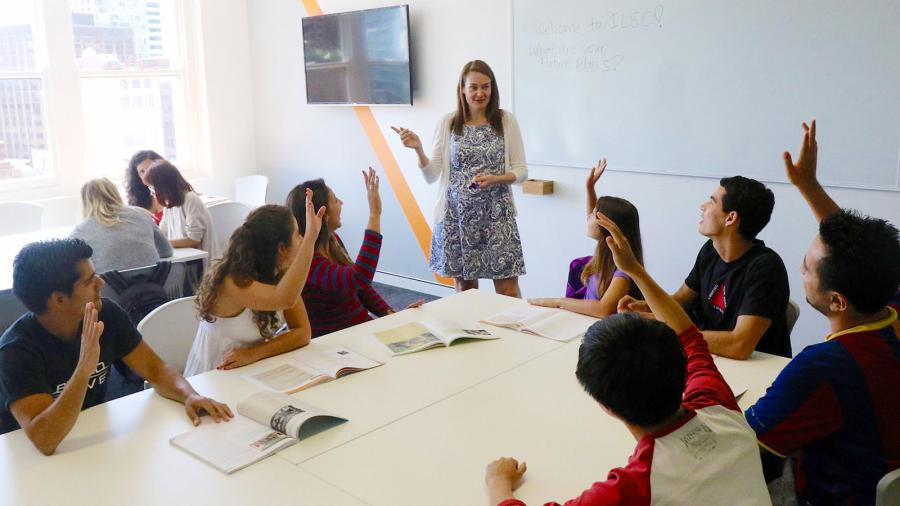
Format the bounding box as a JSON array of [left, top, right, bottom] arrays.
[[373, 318, 498, 356], [242, 346, 383, 394], [170, 391, 346, 474], [481, 305, 598, 342]]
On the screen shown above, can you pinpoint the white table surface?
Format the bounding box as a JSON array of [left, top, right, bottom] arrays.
[[0, 226, 208, 291], [0, 289, 790, 505]]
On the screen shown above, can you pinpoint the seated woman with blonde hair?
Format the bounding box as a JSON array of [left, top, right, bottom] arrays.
[[70, 178, 173, 273]]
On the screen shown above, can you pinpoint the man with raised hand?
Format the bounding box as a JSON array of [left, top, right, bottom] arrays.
[[0, 239, 233, 455], [484, 212, 770, 506], [744, 120, 900, 504]]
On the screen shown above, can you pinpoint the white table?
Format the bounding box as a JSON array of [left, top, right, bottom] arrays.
[[0, 290, 790, 505]]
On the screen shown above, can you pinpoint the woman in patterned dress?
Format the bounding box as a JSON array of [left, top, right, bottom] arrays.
[[393, 60, 528, 297]]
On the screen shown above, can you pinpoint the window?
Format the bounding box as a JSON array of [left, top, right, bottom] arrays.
[[71, 0, 189, 179], [0, 1, 51, 180]]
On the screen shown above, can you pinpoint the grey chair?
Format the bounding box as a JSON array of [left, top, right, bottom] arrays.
[[876, 468, 900, 506], [785, 298, 800, 337]]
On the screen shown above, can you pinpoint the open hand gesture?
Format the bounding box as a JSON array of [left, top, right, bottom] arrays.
[[302, 188, 326, 240], [363, 167, 382, 217], [78, 302, 104, 372], [596, 212, 642, 275], [586, 158, 607, 189], [783, 120, 818, 190], [391, 126, 422, 150]]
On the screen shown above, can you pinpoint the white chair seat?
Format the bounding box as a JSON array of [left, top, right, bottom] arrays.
[[136, 296, 200, 374], [206, 201, 252, 258]]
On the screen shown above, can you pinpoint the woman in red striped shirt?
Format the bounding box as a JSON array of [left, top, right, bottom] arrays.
[[287, 168, 415, 337]]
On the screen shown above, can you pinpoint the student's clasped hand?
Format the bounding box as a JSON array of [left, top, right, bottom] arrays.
[[485, 457, 528, 500]]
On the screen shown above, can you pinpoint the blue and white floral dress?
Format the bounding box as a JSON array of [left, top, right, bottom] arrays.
[[428, 124, 526, 280]]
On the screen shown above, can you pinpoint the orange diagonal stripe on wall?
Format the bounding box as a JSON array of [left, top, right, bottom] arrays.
[[300, 0, 452, 286]]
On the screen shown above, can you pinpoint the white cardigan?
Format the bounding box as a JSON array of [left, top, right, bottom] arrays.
[[420, 110, 528, 223]]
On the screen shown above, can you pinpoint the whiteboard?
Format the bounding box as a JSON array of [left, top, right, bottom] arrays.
[[512, 0, 900, 190]]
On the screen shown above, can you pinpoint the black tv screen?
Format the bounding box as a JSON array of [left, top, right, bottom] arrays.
[[302, 5, 412, 105]]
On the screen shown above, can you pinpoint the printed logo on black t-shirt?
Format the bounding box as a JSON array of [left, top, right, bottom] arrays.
[[708, 283, 727, 314], [52, 361, 109, 397]]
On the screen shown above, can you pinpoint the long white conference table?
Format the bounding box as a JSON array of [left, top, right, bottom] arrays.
[[0, 289, 790, 506]]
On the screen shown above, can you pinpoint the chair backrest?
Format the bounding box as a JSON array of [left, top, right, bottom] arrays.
[[876, 468, 900, 506], [785, 298, 801, 336], [206, 201, 252, 257], [0, 202, 43, 235], [233, 175, 268, 208], [136, 296, 200, 374]]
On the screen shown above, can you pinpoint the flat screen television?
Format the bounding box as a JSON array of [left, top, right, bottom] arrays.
[[302, 5, 412, 105]]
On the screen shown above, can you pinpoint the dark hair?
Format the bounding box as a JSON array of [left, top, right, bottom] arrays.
[[13, 239, 94, 314], [452, 60, 504, 137], [197, 205, 295, 337], [582, 196, 643, 300], [818, 210, 900, 314], [285, 179, 352, 265], [125, 150, 162, 209], [576, 313, 686, 426], [145, 161, 194, 208], [719, 176, 775, 240]]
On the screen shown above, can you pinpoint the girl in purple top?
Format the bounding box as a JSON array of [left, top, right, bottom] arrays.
[[530, 159, 644, 317]]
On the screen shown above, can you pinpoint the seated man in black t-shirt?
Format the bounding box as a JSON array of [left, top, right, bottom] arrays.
[[0, 239, 233, 454], [621, 176, 791, 359]]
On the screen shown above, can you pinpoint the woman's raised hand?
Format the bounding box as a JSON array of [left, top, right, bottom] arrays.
[[363, 167, 382, 217], [586, 158, 607, 189], [391, 126, 422, 150], [303, 188, 325, 240]]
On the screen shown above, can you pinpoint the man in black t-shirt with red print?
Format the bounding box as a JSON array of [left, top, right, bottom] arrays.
[[621, 176, 790, 359]]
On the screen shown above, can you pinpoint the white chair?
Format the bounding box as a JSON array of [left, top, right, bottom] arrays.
[[234, 175, 268, 208], [785, 298, 801, 337], [136, 296, 200, 374], [207, 201, 252, 256], [0, 202, 43, 235], [877, 468, 900, 506]]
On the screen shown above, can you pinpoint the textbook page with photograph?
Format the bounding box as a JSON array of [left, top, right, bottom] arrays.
[[170, 392, 346, 474], [242, 346, 383, 394], [481, 305, 598, 342], [374, 318, 498, 356]]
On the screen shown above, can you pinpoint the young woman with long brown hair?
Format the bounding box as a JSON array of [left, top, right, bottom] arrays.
[[183, 194, 324, 375], [145, 160, 219, 259], [391, 60, 528, 297]]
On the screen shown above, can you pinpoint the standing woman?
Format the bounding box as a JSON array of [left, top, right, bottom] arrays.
[[125, 150, 165, 224], [393, 60, 527, 296], [145, 160, 220, 260]]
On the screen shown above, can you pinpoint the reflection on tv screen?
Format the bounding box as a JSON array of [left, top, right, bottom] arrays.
[[302, 5, 412, 105]]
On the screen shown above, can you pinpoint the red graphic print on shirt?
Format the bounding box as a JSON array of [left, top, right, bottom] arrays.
[[708, 283, 727, 314]]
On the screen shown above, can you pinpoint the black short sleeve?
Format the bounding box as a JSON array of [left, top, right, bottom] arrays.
[[685, 240, 714, 292]]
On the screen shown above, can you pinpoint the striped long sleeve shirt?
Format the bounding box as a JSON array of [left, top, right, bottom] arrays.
[[302, 230, 393, 337]]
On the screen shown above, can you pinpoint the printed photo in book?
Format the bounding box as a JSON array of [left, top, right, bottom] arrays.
[[170, 392, 346, 474], [243, 346, 383, 394], [373, 317, 498, 356], [481, 305, 598, 342]]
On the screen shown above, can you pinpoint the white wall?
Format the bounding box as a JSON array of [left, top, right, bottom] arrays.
[[246, 0, 900, 353]]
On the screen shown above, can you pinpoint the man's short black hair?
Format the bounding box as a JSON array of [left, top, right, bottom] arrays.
[[719, 176, 775, 240], [13, 239, 93, 314], [818, 210, 900, 314], [576, 313, 686, 427]]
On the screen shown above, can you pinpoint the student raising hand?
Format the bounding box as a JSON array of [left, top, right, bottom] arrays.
[[302, 187, 326, 241], [585, 158, 607, 215], [782, 119, 840, 222]]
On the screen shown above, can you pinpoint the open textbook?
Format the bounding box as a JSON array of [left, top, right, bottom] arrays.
[[243, 346, 383, 394], [481, 305, 598, 342], [170, 392, 346, 474], [374, 318, 498, 355]]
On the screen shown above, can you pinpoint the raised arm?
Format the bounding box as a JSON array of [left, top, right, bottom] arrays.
[[783, 120, 840, 223], [585, 158, 607, 215]]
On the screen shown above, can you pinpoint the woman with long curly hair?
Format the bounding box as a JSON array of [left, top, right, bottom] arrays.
[[124, 150, 165, 224], [183, 193, 324, 376]]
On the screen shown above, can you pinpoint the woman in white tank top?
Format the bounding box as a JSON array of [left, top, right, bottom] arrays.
[[184, 193, 324, 376]]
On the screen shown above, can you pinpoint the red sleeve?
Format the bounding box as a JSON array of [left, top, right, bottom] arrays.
[[305, 230, 382, 293], [679, 326, 740, 412], [358, 284, 392, 316]]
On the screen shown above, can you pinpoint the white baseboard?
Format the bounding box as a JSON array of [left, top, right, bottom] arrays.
[[373, 270, 455, 298]]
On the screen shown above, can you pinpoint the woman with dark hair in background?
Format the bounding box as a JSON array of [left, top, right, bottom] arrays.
[[145, 160, 219, 260], [392, 60, 528, 297], [184, 198, 323, 375], [125, 150, 164, 224]]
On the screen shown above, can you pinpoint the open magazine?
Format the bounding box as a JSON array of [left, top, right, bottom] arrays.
[[243, 346, 383, 394], [170, 391, 346, 474], [481, 305, 598, 342], [374, 318, 498, 356]]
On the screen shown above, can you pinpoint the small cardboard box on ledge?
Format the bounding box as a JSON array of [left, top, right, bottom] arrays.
[[522, 179, 554, 195]]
